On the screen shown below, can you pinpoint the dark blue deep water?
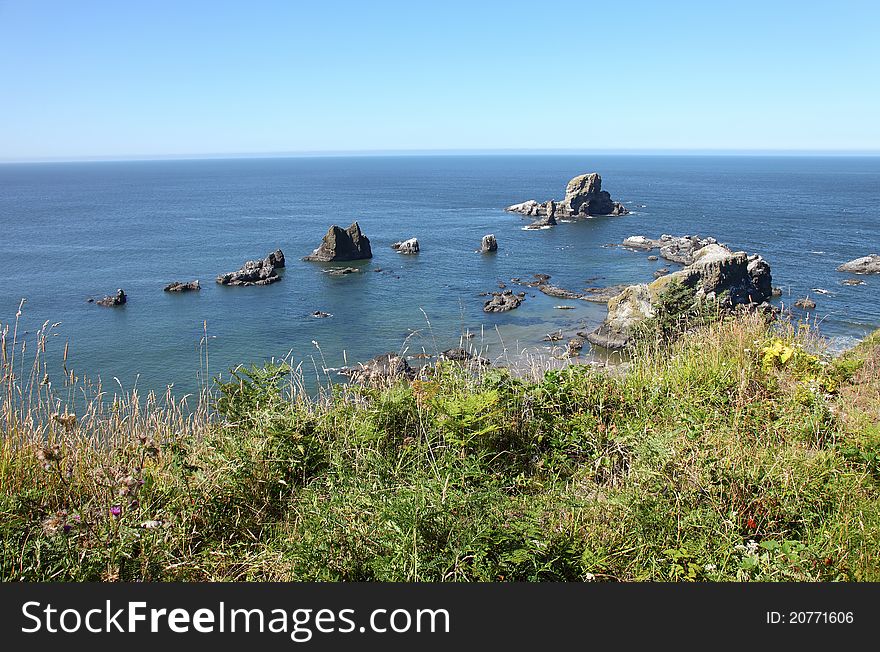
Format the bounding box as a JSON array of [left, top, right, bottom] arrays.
[[1, 155, 878, 395]]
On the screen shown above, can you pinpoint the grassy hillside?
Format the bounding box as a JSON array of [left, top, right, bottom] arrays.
[[2, 315, 878, 581]]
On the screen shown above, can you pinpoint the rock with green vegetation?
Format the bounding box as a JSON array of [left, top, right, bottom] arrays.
[[587, 244, 773, 349]]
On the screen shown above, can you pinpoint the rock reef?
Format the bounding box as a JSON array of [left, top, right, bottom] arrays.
[[217, 249, 285, 286], [303, 222, 372, 262], [506, 173, 628, 223], [484, 290, 525, 313]]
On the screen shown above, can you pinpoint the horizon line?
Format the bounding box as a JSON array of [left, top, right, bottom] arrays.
[[3, 147, 880, 164]]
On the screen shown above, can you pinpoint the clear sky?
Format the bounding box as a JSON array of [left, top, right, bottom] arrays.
[[1, 0, 879, 160]]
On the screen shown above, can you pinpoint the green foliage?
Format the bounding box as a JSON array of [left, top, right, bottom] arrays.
[[3, 319, 880, 582], [636, 279, 721, 343]]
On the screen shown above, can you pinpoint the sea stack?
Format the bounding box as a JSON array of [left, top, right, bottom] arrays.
[[303, 222, 372, 262], [480, 234, 498, 253], [506, 173, 628, 220]]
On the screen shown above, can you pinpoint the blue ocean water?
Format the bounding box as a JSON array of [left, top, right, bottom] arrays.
[[1, 155, 878, 395]]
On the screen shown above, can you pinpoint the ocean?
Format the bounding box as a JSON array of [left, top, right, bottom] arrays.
[[1, 154, 878, 396]]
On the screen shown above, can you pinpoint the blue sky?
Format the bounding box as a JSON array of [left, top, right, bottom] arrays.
[[1, 0, 878, 160]]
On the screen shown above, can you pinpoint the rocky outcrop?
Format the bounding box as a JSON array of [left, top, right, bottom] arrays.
[[480, 234, 498, 253], [506, 173, 628, 219], [341, 353, 414, 385], [837, 254, 880, 274], [623, 235, 719, 265], [524, 212, 557, 229], [217, 250, 285, 286], [391, 238, 420, 254], [439, 348, 490, 366], [581, 285, 628, 303], [484, 290, 525, 312], [539, 284, 582, 299], [94, 289, 127, 307], [164, 280, 200, 292], [326, 267, 361, 276], [303, 222, 372, 262], [586, 244, 773, 349]]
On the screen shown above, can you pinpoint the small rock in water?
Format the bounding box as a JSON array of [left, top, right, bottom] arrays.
[[772, 287, 783, 297], [647, 255, 659, 261], [95, 289, 127, 307], [312, 311, 332, 318], [164, 280, 200, 292], [326, 267, 360, 276], [439, 348, 490, 366], [555, 305, 575, 310], [480, 234, 498, 253], [842, 278, 866, 286], [483, 290, 524, 312], [391, 238, 420, 254], [543, 330, 564, 342], [794, 297, 817, 310]]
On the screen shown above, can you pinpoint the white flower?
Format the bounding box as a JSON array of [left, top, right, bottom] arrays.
[[704, 564, 717, 572], [584, 572, 596, 581]]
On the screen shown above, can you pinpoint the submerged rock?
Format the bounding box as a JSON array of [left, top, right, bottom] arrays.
[[483, 290, 525, 312], [217, 250, 284, 286], [94, 289, 127, 307], [480, 234, 498, 253], [326, 267, 361, 276], [506, 173, 628, 219], [837, 254, 880, 274], [842, 278, 866, 286], [303, 222, 372, 262], [391, 238, 420, 254], [163, 280, 200, 292]]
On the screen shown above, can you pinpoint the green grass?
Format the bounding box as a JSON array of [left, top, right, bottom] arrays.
[[2, 315, 879, 581]]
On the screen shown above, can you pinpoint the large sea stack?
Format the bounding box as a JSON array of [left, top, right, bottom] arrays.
[[506, 173, 628, 221], [303, 222, 372, 262]]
